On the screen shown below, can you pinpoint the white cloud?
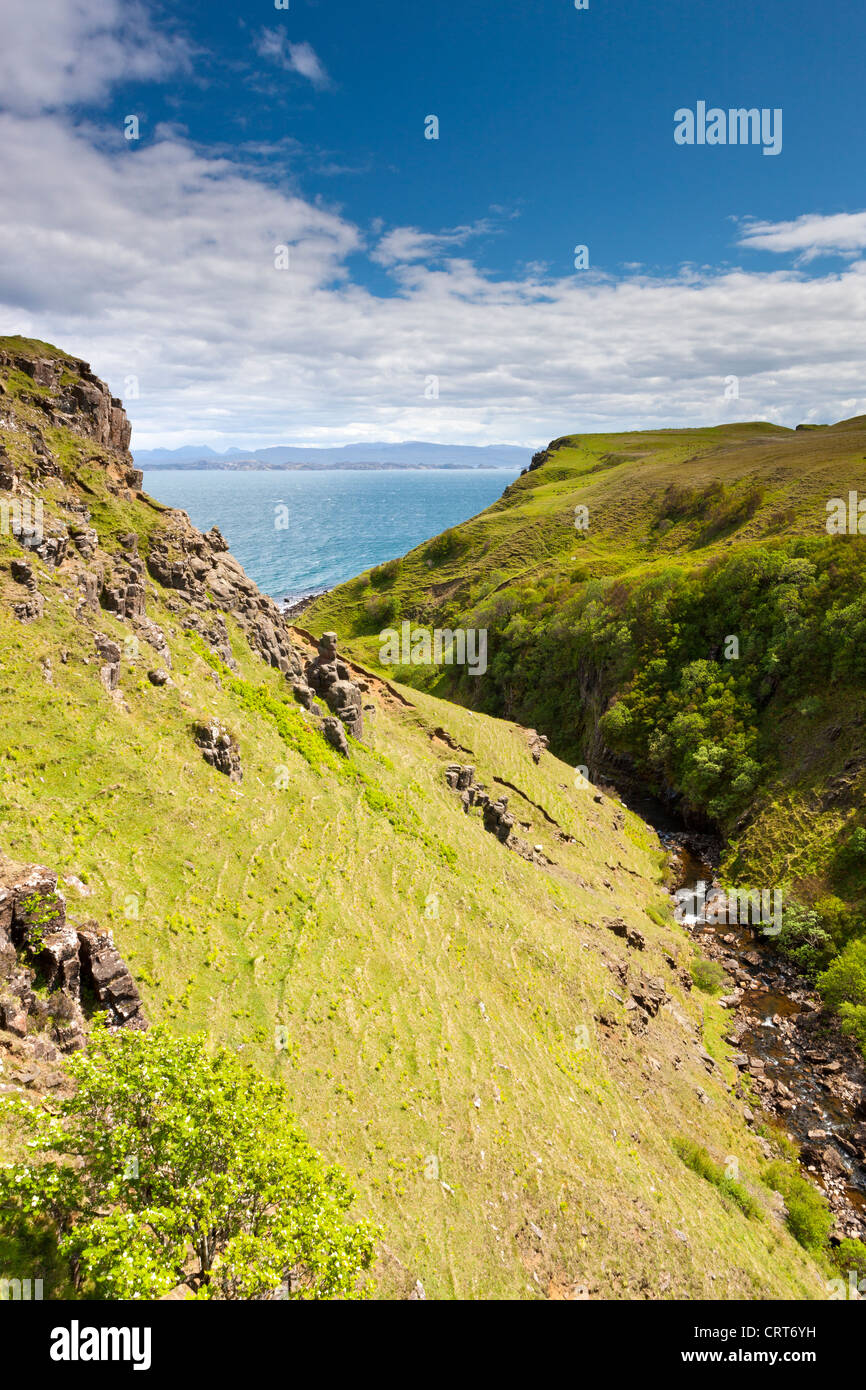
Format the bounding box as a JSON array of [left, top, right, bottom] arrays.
[[0, 4, 863, 449], [737, 211, 866, 262], [253, 31, 331, 88], [1, 110, 864, 450], [0, 0, 190, 115], [372, 221, 498, 267]]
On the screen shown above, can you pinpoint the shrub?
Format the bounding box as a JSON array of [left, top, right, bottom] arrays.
[[762, 1160, 833, 1251], [672, 1138, 762, 1220], [814, 895, 862, 951], [817, 937, 866, 1012], [831, 1237, 866, 1283], [424, 528, 461, 564], [0, 1024, 378, 1300], [838, 1003, 866, 1055], [369, 557, 402, 588], [701, 484, 765, 540], [690, 957, 729, 994], [778, 901, 835, 979], [363, 593, 398, 628], [834, 827, 866, 888], [659, 481, 724, 522]]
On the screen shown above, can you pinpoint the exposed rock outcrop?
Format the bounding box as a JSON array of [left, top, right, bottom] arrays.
[[94, 632, 121, 693], [9, 557, 44, 622], [526, 729, 549, 763], [1, 344, 369, 757], [322, 715, 349, 756], [304, 631, 364, 739], [0, 857, 145, 1053], [0, 348, 133, 457], [193, 718, 243, 781], [604, 916, 647, 951], [146, 517, 306, 686], [444, 764, 552, 865]]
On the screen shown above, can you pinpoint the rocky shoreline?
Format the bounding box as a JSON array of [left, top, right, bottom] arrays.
[[280, 588, 331, 622]]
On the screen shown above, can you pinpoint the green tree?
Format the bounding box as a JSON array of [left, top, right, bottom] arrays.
[[0, 1024, 377, 1300], [818, 938, 866, 1012], [778, 901, 835, 979], [818, 939, 866, 1057]]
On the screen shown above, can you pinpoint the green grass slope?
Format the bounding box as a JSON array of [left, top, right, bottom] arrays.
[[309, 421, 866, 1035], [0, 342, 830, 1298]]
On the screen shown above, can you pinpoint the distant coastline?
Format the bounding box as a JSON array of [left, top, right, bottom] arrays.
[[137, 459, 522, 471], [134, 441, 532, 471]]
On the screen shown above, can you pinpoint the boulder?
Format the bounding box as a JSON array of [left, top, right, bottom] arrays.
[[629, 972, 669, 1019], [604, 917, 646, 950], [10, 559, 33, 585], [94, 633, 121, 693], [526, 730, 549, 764], [322, 716, 349, 756], [192, 719, 243, 781], [13, 591, 44, 622], [0, 857, 145, 1045], [305, 633, 364, 739]]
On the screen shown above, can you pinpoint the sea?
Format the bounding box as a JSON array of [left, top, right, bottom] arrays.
[[139, 468, 520, 605]]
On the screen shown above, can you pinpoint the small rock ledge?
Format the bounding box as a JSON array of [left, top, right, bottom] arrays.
[[0, 857, 145, 1054]]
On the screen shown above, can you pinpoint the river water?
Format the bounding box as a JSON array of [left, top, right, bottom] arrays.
[[665, 837, 866, 1240]]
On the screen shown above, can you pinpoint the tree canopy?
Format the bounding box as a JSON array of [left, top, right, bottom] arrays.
[[0, 1023, 377, 1300]]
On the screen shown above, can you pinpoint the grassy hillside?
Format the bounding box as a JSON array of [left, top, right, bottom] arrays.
[[0, 339, 835, 1298], [309, 421, 866, 1044]]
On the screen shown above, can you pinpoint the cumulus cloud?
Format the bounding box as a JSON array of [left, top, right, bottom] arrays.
[[737, 211, 866, 262], [372, 221, 498, 267], [0, 3, 863, 449], [0, 0, 190, 115], [253, 31, 331, 88], [2, 112, 862, 451]]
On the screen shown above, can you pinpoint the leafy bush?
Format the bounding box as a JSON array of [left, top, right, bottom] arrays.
[[690, 956, 729, 995], [833, 827, 866, 888], [363, 593, 398, 628], [838, 1003, 866, 1054], [762, 1160, 833, 1251], [817, 939, 866, 1057], [813, 895, 862, 951], [370, 557, 402, 588], [658, 480, 724, 523], [424, 528, 461, 564], [672, 1138, 762, 1220], [0, 1024, 378, 1300], [778, 901, 835, 979], [831, 1237, 866, 1283], [817, 937, 866, 1012], [701, 484, 765, 540]]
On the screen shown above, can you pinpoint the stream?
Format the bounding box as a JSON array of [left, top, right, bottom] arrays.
[[662, 832, 866, 1242]]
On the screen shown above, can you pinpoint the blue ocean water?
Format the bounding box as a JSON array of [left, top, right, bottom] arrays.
[[140, 468, 519, 604]]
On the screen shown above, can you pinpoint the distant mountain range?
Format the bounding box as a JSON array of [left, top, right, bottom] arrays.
[[134, 441, 531, 470]]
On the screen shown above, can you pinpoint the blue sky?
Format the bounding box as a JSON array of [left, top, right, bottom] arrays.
[[0, 0, 864, 447], [113, 0, 865, 280]]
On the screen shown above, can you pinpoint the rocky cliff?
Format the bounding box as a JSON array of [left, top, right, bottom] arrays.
[[0, 337, 364, 759]]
